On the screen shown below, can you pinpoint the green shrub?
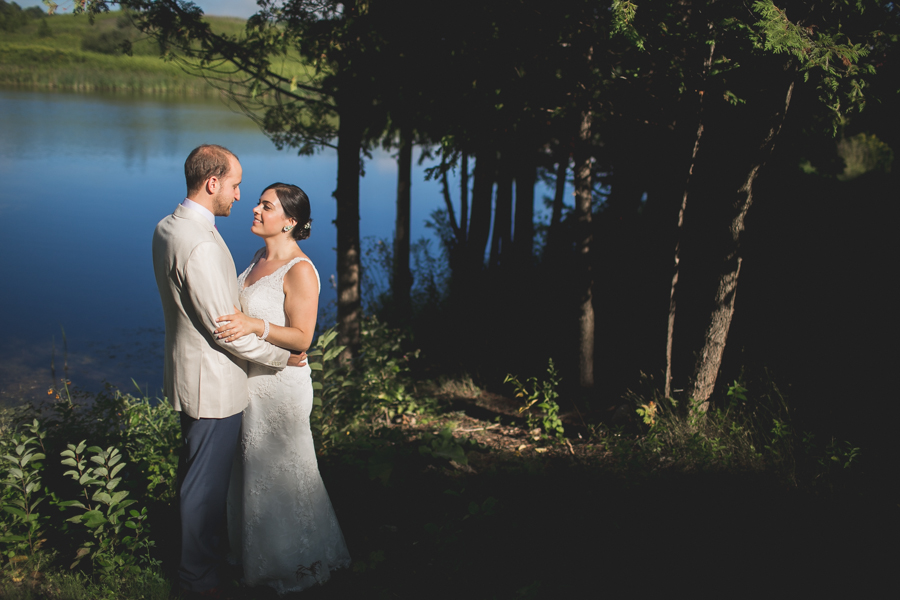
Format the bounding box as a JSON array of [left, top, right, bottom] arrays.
[[80, 27, 131, 55], [309, 317, 429, 450], [837, 132, 894, 180], [0, 388, 174, 595], [0, 1, 41, 33]]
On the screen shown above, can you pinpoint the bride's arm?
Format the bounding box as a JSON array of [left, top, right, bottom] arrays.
[[214, 261, 318, 352]]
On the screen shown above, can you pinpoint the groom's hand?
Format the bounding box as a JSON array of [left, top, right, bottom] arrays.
[[288, 351, 308, 367]]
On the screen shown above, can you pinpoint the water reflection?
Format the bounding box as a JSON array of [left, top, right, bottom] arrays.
[[0, 89, 445, 404], [0, 88, 557, 406]]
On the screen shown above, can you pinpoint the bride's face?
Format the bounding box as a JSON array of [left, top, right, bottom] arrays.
[[252, 189, 295, 238]]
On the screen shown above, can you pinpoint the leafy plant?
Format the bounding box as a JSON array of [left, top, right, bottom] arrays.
[[310, 318, 427, 450], [419, 426, 469, 466], [57, 442, 151, 575], [635, 401, 658, 426], [0, 419, 50, 579], [113, 389, 180, 502], [505, 359, 565, 443]]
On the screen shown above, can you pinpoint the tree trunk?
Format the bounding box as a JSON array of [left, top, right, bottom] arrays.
[[690, 80, 795, 409], [546, 154, 568, 260], [666, 35, 716, 399], [573, 109, 594, 389], [664, 120, 703, 399], [334, 98, 363, 360], [513, 154, 536, 267], [392, 125, 413, 318], [459, 151, 469, 245], [467, 148, 495, 271], [490, 156, 513, 269]]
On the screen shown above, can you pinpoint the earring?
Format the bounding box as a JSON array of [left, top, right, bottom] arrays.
[[283, 224, 295, 233]]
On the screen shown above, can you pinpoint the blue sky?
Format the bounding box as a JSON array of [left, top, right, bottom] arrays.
[[20, 1, 261, 18]]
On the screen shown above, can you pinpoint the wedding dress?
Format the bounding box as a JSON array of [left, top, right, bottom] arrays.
[[227, 249, 350, 594]]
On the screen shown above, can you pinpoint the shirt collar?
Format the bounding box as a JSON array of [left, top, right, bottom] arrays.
[[181, 198, 216, 227]]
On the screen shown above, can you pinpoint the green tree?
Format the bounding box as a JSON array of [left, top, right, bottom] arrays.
[[101, 0, 383, 357], [610, 1, 893, 408]]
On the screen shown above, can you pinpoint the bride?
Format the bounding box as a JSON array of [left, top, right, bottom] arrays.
[[213, 182, 350, 593]]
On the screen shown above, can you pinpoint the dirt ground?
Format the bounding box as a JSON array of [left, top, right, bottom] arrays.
[[209, 390, 895, 599]]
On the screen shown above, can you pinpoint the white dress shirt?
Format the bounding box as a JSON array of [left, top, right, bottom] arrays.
[[181, 198, 216, 227]]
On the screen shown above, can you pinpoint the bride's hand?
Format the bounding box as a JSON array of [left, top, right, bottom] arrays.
[[215, 306, 262, 342]]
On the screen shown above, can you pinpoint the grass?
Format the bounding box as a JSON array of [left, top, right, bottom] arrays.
[[0, 43, 213, 94], [0, 10, 313, 96]]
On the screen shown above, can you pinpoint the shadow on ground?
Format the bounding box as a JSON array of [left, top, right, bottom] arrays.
[[147, 393, 894, 599]]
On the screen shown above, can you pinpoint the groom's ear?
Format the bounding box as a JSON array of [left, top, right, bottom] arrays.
[[205, 176, 219, 195]]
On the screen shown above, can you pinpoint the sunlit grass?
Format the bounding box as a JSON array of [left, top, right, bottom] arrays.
[[0, 43, 215, 94], [0, 10, 316, 96]]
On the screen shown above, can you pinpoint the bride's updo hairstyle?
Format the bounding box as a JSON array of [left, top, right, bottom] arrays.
[[264, 182, 312, 241]]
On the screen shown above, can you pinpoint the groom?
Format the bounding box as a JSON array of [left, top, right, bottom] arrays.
[[152, 144, 303, 598]]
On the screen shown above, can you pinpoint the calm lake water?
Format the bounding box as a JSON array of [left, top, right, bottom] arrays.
[[0, 88, 494, 404]]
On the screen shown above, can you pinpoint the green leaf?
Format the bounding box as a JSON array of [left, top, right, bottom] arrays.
[[61, 458, 78, 467], [110, 463, 125, 478], [82, 510, 106, 529], [92, 491, 112, 504], [3, 506, 26, 518]]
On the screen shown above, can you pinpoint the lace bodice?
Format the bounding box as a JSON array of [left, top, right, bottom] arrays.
[[237, 249, 321, 326]]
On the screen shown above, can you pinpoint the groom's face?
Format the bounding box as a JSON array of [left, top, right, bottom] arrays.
[[212, 156, 242, 217]]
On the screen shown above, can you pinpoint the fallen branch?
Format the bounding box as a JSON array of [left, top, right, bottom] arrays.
[[456, 424, 501, 433]]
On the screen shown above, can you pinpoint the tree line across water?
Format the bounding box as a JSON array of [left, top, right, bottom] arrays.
[[12, 1, 900, 443]]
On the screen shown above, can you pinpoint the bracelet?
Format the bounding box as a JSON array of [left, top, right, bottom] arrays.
[[259, 319, 270, 341]]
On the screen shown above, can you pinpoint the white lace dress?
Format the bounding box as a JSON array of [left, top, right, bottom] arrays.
[[227, 250, 350, 594]]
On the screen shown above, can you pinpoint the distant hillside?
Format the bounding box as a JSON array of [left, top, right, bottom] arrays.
[[0, 9, 253, 94]]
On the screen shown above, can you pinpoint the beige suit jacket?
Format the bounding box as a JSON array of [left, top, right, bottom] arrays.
[[152, 204, 290, 419]]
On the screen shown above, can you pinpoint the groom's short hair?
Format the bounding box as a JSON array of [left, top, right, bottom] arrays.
[[185, 144, 239, 195]]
